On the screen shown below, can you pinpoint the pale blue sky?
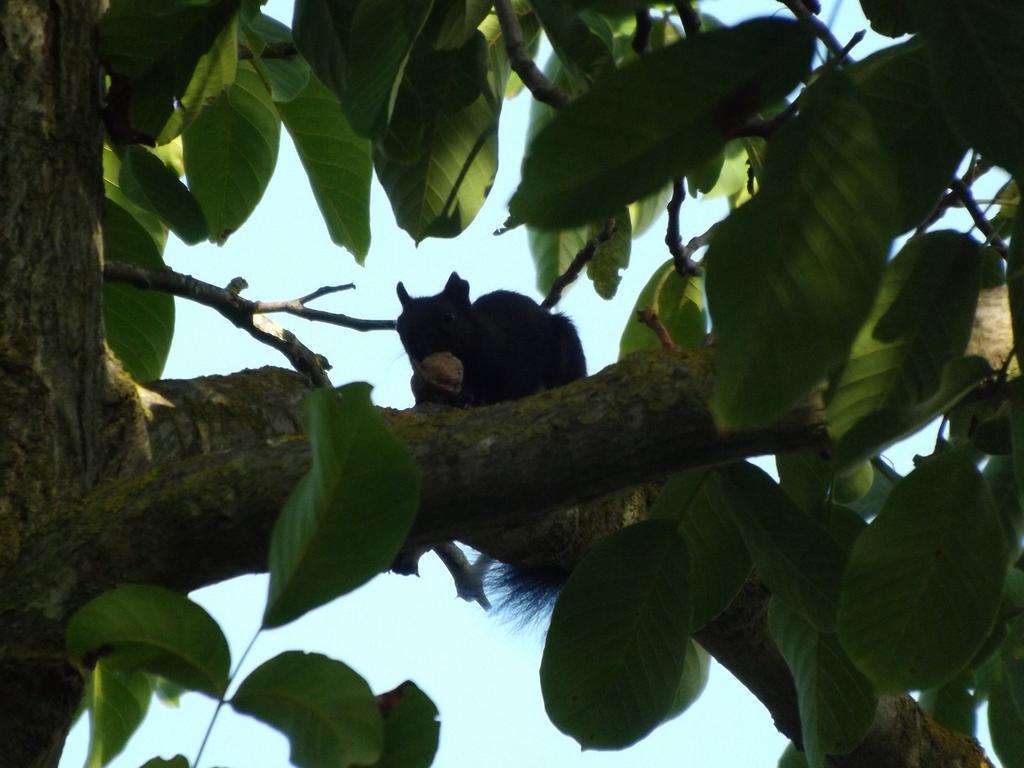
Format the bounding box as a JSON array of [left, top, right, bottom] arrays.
[[60, 2, 1003, 766]]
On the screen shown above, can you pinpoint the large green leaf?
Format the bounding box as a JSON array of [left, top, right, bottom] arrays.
[[663, 640, 710, 723], [716, 463, 846, 631], [650, 470, 751, 630], [541, 520, 691, 749], [374, 34, 500, 242], [242, 12, 312, 103], [372, 681, 440, 768], [768, 600, 877, 768], [277, 74, 372, 262], [183, 62, 280, 243], [918, 670, 977, 736], [66, 584, 230, 698], [529, 0, 615, 88], [913, 0, 1024, 179], [82, 662, 152, 768], [584, 210, 631, 299], [508, 19, 814, 229], [837, 450, 1010, 692], [848, 41, 965, 235], [232, 651, 382, 768], [102, 199, 175, 382], [103, 144, 166, 250], [776, 452, 832, 515], [989, 679, 1024, 768], [119, 146, 208, 244], [430, 0, 492, 50], [858, 0, 915, 36], [828, 232, 985, 467], [529, 210, 631, 298], [99, 0, 240, 139], [263, 384, 420, 629], [292, 0, 357, 100], [343, 1, 434, 137], [156, 12, 239, 144], [706, 72, 897, 428], [619, 261, 706, 358]]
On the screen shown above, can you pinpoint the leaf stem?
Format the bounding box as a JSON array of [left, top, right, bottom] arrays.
[[194, 627, 262, 768]]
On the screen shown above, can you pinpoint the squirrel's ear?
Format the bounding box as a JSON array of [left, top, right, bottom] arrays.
[[444, 272, 471, 307], [396, 282, 411, 307]]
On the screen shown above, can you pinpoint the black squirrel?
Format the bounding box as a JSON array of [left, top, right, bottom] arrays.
[[395, 272, 586, 406], [395, 272, 587, 617]]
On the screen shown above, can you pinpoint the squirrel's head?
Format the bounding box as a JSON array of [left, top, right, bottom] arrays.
[[395, 272, 477, 363]]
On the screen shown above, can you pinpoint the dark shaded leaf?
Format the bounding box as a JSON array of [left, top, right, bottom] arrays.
[[372, 681, 440, 768], [120, 146, 208, 244]]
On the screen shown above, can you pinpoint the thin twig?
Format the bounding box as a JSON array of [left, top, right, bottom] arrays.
[[494, 0, 569, 109], [674, 1, 701, 36], [633, 8, 652, 54], [951, 178, 1008, 252], [731, 101, 798, 139], [541, 218, 618, 309], [103, 262, 392, 385], [778, 0, 848, 62], [665, 178, 703, 277], [254, 283, 355, 313], [639, 307, 681, 351]]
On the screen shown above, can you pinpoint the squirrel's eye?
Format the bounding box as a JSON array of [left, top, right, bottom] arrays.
[[443, 312, 455, 322]]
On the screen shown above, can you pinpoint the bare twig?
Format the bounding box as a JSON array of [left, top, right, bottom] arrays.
[[254, 283, 355, 313], [103, 262, 394, 385], [633, 8, 652, 54], [541, 218, 618, 309], [639, 307, 680, 351], [951, 178, 1008, 252], [494, 0, 570, 109], [674, 1, 701, 37], [778, 0, 849, 62]]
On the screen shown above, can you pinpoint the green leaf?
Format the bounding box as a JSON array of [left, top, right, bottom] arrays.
[[541, 520, 691, 749], [844, 461, 898, 520], [662, 640, 710, 723], [509, 19, 814, 229], [619, 261, 705, 358], [139, 757, 189, 768], [779, 743, 809, 768], [374, 34, 500, 242], [292, 0, 357, 100], [989, 679, 1024, 768], [99, 0, 240, 138], [343, 1, 434, 137], [264, 384, 420, 629], [529, 210, 631, 298], [847, 41, 965, 234], [83, 662, 152, 768], [530, 0, 615, 87], [837, 450, 1010, 693], [156, 13, 239, 144], [231, 651, 383, 768], [832, 356, 992, 472], [833, 462, 874, 506], [913, 0, 1024, 179], [776, 452, 832, 514], [372, 681, 440, 768], [768, 600, 877, 768], [828, 231, 983, 457], [431, 0, 493, 50], [918, 670, 976, 736], [706, 72, 897, 428], [151, 676, 185, 708], [183, 62, 281, 243], [628, 182, 673, 237], [242, 12, 311, 103], [119, 146, 208, 244], [277, 74, 372, 262], [716, 463, 846, 631], [66, 584, 230, 698], [858, 0, 915, 36], [528, 225, 588, 295], [650, 470, 751, 630], [103, 144, 167, 250], [102, 199, 175, 382]]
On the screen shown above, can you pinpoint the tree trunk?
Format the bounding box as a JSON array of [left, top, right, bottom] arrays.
[[1, 1, 106, 765]]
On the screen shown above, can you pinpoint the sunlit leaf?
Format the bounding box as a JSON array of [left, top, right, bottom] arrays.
[[83, 662, 152, 768], [619, 261, 705, 358], [184, 62, 281, 243], [277, 74, 372, 262]]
